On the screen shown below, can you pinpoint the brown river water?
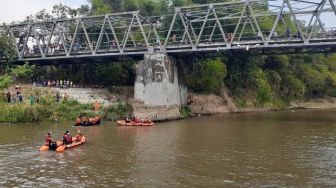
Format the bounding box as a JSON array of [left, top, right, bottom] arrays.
[[1, 109, 336, 187]]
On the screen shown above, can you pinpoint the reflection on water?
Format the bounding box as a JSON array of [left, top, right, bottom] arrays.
[[0, 109, 336, 187]]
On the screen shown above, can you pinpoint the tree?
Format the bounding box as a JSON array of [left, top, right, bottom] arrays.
[[10, 62, 36, 83], [187, 58, 227, 93], [0, 33, 17, 72], [90, 0, 112, 15], [0, 75, 13, 92]]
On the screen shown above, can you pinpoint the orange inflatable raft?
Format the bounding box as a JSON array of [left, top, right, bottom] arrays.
[[117, 120, 155, 126], [39, 136, 86, 153]]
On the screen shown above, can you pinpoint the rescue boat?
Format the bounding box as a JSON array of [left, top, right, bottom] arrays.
[[74, 120, 101, 126], [117, 120, 155, 126], [39, 136, 86, 153]]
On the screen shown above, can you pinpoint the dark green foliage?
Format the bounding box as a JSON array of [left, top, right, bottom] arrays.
[[104, 102, 132, 121], [186, 58, 227, 94], [180, 106, 192, 117]]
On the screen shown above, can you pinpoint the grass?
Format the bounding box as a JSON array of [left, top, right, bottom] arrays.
[[0, 86, 132, 123]]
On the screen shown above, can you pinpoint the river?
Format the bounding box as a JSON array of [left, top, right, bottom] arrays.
[[1, 109, 336, 187]]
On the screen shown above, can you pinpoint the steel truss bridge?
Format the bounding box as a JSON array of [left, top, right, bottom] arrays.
[[2, 0, 336, 62]]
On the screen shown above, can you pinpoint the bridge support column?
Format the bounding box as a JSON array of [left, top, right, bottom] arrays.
[[133, 53, 187, 121]]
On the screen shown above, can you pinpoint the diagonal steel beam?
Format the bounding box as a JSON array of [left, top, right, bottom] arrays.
[[231, 4, 247, 46], [56, 28, 69, 55], [286, 0, 306, 41], [44, 22, 56, 56], [268, 2, 285, 42], [135, 11, 149, 47], [247, 3, 266, 43], [329, 0, 336, 15], [95, 16, 107, 53], [80, 19, 94, 54], [209, 22, 217, 42], [20, 25, 32, 59], [164, 10, 177, 46], [196, 8, 210, 47], [308, 0, 326, 40], [179, 11, 195, 49], [213, 8, 228, 45], [121, 15, 135, 53], [68, 21, 80, 55], [238, 18, 249, 41], [106, 17, 121, 51], [31, 25, 44, 57]]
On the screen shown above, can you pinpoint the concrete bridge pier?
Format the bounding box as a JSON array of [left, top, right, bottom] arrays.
[[132, 53, 187, 121]]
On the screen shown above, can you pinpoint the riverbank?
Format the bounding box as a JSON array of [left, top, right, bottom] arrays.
[[2, 84, 336, 123], [0, 85, 132, 123]]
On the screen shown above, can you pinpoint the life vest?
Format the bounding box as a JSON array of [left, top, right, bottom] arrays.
[[65, 135, 72, 145], [75, 134, 82, 141], [89, 118, 94, 123], [45, 135, 52, 146], [94, 116, 100, 122]]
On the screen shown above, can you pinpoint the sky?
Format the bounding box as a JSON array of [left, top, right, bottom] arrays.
[[0, 0, 88, 24]]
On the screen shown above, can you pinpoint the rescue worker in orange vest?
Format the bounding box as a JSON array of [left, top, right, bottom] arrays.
[[89, 117, 94, 125], [63, 131, 73, 145], [82, 117, 89, 126], [75, 129, 83, 141], [76, 116, 81, 125], [94, 115, 100, 124]]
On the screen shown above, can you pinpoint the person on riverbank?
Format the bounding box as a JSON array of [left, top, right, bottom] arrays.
[[6, 92, 11, 103], [18, 93, 23, 102], [63, 92, 69, 101], [94, 100, 101, 113], [15, 85, 21, 97], [56, 92, 60, 102], [29, 95, 35, 105]]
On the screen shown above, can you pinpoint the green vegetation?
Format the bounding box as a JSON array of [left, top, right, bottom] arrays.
[[180, 106, 192, 118], [104, 101, 132, 121], [0, 87, 132, 123], [186, 58, 227, 94]]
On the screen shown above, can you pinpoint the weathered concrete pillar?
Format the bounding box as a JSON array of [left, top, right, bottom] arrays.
[[134, 53, 187, 106]]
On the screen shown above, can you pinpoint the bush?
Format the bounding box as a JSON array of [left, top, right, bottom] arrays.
[[104, 102, 132, 121], [179, 106, 192, 117], [187, 58, 227, 94]]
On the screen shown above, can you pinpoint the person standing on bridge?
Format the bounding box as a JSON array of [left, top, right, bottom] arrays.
[[286, 27, 291, 40]]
